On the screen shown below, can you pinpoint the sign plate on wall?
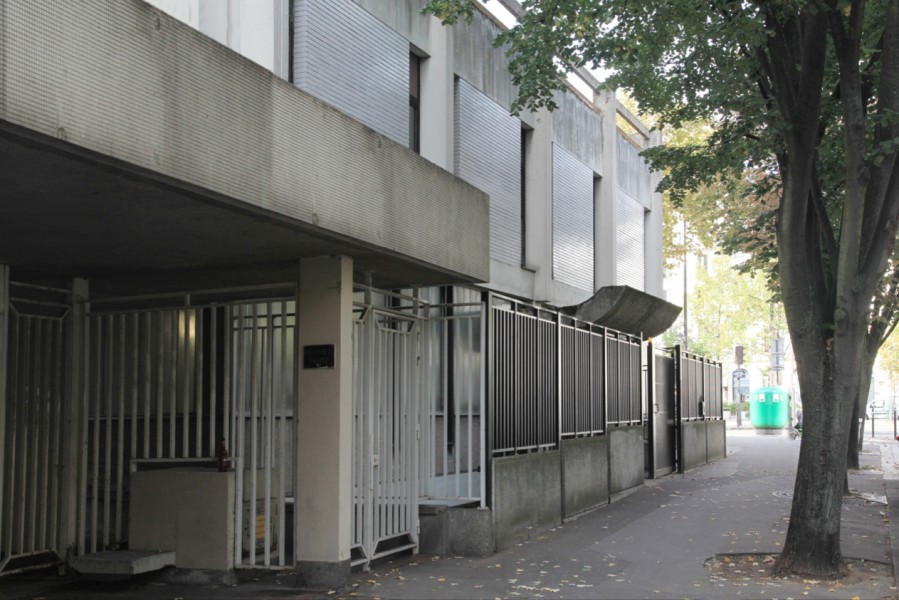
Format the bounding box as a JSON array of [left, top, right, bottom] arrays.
[[303, 344, 335, 369]]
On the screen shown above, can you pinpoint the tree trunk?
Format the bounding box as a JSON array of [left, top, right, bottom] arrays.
[[774, 358, 853, 578]]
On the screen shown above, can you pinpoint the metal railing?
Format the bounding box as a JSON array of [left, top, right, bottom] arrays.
[[674, 346, 723, 420], [489, 294, 643, 457]]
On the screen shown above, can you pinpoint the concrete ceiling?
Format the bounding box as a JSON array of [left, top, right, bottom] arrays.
[[0, 127, 468, 298]]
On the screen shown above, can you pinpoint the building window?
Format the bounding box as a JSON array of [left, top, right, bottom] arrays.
[[409, 52, 421, 153]]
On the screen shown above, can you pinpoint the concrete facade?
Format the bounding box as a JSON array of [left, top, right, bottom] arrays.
[[0, 0, 686, 590]]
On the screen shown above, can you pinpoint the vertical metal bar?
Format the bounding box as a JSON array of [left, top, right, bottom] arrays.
[[27, 317, 42, 553], [364, 309, 375, 563], [278, 301, 287, 567], [0, 267, 8, 559], [77, 314, 90, 555], [143, 313, 151, 459], [115, 314, 126, 545], [131, 313, 139, 464], [234, 304, 245, 566], [103, 315, 114, 550], [249, 303, 259, 566], [18, 316, 32, 554], [182, 311, 190, 456], [264, 302, 273, 566], [223, 305, 231, 453], [90, 317, 101, 553], [478, 308, 486, 507], [209, 307, 217, 457], [35, 318, 49, 552], [168, 311, 177, 458], [155, 312, 164, 459], [4, 311, 19, 560], [50, 318, 63, 553], [196, 309, 204, 458]]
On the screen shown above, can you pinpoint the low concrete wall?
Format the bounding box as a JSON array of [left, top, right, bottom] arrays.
[[707, 420, 727, 462], [561, 436, 609, 518], [492, 451, 562, 549], [448, 507, 495, 556], [680, 421, 709, 472], [130, 469, 234, 570], [609, 426, 644, 498]]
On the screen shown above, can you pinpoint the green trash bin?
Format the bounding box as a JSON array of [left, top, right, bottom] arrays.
[[749, 386, 791, 429]]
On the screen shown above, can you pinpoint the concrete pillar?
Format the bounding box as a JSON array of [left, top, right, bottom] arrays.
[[595, 90, 618, 290], [420, 16, 454, 171], [525, 107, 554, 302], [62, 278, 88, 556], [644, 129, 665, 297], [295, 256, 354, 588]]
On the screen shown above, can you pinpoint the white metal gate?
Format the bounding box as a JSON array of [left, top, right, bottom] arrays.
[[0, 278, 70, 574], [351, 291, 421, 568], [77, 292, 295, 568], [420, 288, 485, 505]]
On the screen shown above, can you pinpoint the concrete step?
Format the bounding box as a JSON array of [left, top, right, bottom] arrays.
[[70, 550, 175, 577]]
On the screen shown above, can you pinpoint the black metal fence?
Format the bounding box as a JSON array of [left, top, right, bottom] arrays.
[[675, 347, 723, 420], [490, 295, 643, 456]]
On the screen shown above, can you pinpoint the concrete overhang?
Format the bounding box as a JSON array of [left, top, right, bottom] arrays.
[[561, 286, 682, 339], [0, 1, 489, 297]]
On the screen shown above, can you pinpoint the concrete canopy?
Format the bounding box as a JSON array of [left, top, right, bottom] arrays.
[[561, 285, 682, 339], [0, 126, 477, 297], [0, 0, 489, 298]]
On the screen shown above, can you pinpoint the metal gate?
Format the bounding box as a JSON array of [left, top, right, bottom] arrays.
[[420, 287, 485, 505], [351, 289, 421, 569], [78, 292, 295, 568], [646, 344, 676, 478], [0, 277, 70, 574]]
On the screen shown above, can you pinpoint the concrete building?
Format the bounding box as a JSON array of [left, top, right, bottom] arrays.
[[0, 0, 708, 590]]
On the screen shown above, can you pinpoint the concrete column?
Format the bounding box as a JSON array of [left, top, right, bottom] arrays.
[[295, 256, 354, 588], [525, 108, 554, 302], [644, 129, 665, 297], [595, 90, 618, 289], [420, 17, 454, 171]]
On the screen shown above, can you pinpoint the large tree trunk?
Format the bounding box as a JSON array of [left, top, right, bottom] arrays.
[[774, 353, 856, 578]]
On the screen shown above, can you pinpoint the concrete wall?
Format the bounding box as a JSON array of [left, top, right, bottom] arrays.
[[0, 0, 489, 283], [130, 469, 234, 570], [707, 420, 727, 462], [492, 451, 561, 549], [680, 421, 709, 472], [608, 426, 644, 498], [561, 436, 609, 518]]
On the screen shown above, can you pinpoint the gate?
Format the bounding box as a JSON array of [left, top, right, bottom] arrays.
[[646, 344, 676, 478], [78, 291, 295, 568], [0, 277, 70, 574], [420, 287, 485, 505], [351, 289, 420, 568]]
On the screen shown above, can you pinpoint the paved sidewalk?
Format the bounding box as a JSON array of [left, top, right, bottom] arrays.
[[1, 430, 896, 599]]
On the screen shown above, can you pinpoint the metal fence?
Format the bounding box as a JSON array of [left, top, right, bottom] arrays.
[[489, 294, 643, 457], [675, 347, 723, 420], [560, 317, 605, 437], [78, 293, 295, 569], [420, 286, 485, 505], [0, 279, 70, 574]]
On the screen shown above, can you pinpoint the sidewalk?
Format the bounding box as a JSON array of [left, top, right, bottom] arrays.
[[1, 430, 896, 599]]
